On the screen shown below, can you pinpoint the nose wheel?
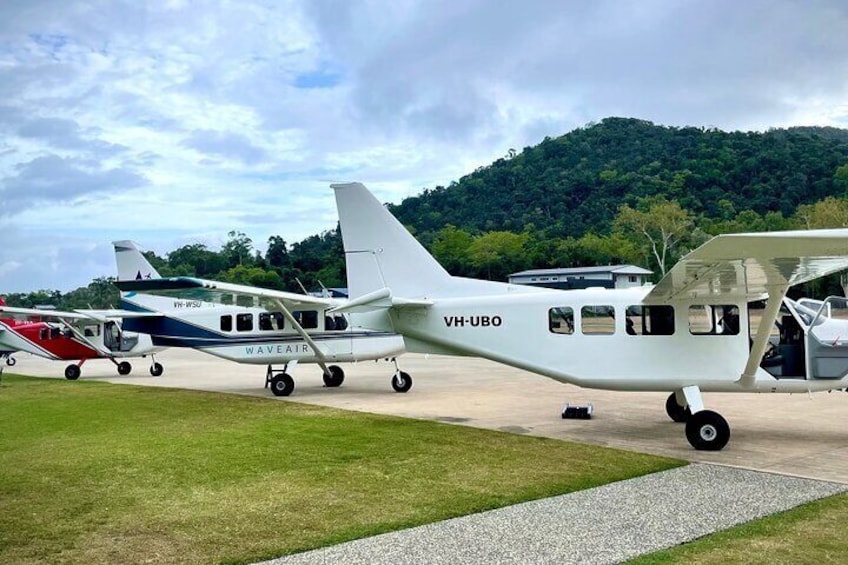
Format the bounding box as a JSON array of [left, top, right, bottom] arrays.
[[391, 370, 412, 393]]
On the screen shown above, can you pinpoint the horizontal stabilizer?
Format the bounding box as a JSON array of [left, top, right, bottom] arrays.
[[330, 288, 434, 314]]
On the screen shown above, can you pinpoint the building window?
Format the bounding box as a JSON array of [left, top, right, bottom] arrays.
[[629, 275, 638, 283], [236, 313, 253, 332], [689, 305, 739, 335], [549, 307, 574, 334], [220, 315, 232, 332], [259, 312, 285, 331], [581, 305, 615, 334]]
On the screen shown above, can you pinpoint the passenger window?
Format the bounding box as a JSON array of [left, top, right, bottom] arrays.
[[220, 315, 232, 332], [259, 312, 285, 331], [626, 305, 675, 335], [40, 328, 48, 340], [323, 314, 348, 331], [236, 313, 253, 332], [293, 310, 318, 329], [549, 307, 574, 334], [581, 305, 615, 335], [689, 305, 739, 335]]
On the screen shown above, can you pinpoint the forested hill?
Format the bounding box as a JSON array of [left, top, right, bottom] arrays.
[[391, 117, 848, 240]]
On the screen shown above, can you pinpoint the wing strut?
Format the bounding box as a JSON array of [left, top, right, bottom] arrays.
[[270, 299, 331, 376], [58, 318, 112, 357], [738, 287, 788, 387]]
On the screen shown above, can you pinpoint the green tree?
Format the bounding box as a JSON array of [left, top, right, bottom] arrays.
[[265, 235, 290, 270], [222, 231, 254, 268], [467, 231, 529, 280], [795, 196, 848, 229], [431, 225, 474, 276], [613, 197, 694, 275]]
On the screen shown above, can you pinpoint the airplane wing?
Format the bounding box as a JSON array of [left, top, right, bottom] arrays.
[[644, 229, 848, 304], [642, 228, 848, 387], [0, 305, 163, 322], [115, 277, 337, 309]]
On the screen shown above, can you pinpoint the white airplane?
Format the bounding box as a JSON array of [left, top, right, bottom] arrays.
[[331, 182, 848, 451], [112, 241, 409, 396]]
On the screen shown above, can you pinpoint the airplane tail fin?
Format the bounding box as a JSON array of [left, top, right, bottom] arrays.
[[0, 297, 6, 307], [332, 183, 454, 299], [113, 241, 162, 281]]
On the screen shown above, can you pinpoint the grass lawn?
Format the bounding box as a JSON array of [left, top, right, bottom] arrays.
[[628, 492, 848, 565], [0, 374, 683, 564]]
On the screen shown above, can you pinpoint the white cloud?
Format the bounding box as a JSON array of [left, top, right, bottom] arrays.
[[1, 0, 847, 292]]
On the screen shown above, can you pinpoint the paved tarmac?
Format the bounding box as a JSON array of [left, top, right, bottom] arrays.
[[7, 349, 848, 484]]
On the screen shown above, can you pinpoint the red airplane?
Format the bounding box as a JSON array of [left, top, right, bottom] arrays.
[[0, 296, 164, 379]]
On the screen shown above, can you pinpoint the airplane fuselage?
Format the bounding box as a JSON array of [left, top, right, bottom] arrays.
[[0, 318, 155, 361], [119, 295, 405, 364], [382, 286, 848, 394]]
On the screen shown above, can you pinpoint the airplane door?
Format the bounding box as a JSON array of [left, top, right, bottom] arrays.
[[802, 297, 848, 380]]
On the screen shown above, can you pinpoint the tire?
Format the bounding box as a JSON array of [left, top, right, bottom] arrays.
[[685, 410, 730, 451], [117, 361, 132, 375], [322, 365, 345, 387], [6, 356, 15, 367], [149, 362, 164, 377], [65, 364, 81, 380], [270, 373, 295, 397], [391, 371, 413, 393], [665, 392, 690, 423]]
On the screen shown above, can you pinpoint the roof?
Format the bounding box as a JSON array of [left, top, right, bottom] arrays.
[[509, 265, 653, 278]]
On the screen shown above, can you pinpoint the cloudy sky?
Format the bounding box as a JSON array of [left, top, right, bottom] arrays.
[[1, 0, 847, 293]]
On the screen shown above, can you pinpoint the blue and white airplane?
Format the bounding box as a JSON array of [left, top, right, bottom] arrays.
[[113, 241, 409, 396]]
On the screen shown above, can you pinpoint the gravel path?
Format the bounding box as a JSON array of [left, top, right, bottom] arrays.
[[259, 464, 847, 565]]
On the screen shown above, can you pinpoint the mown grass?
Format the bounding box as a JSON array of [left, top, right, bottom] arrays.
[[0, 374, 682, 564], [628, 492, 848, 565]]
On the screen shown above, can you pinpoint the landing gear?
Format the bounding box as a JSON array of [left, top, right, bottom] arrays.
[[269, 373, 295, 397], [117, 361, 132, 376], [391, 371, 413, 393], [322, 365, 345, 387], [389, 357, 412, 393], [685, 410, 730, 451], [5, 356, 15, 367], [149, 362, 164, 377], [671, 386, 731, 451], [65, 364, 81, 380], [665, 392, 690, 423], [265, 364, 296, 396]]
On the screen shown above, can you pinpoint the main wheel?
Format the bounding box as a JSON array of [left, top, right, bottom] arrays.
[[391, 371, 413, 393], [665, 392, 690, 423], [685, 410, 730, 451], [117, 361, 132, 375], [149, 362, 164, 377], [270, 373, 295, 397], [322, 365, 345, 387], [6, 356, 15, 366], [65, 364, 81, 380]]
